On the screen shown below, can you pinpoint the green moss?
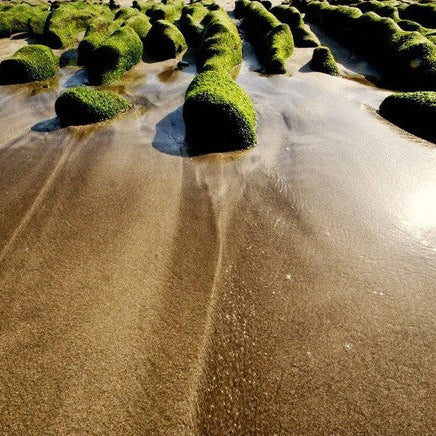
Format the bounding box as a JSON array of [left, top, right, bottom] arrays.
[[271, 5, 319, 47], [379, 91, 436, 140], [355, 1, 399, 20], [0, 3, 48, 37], [143, 19, 187, 61], [77, 18, 120, 66], [44, 2, 113, 48], [197, 10, 242, 75], [124, 14, 152, 40], [183, 70, 257, 153], [87, 27, 143, 85], [145, 0, 184, 23], [242, 2, 294, 74], [114, 7, 140, 21], [55, 86, 131, 126], [310, 46, 340, 76], [180, 3, 209, 46], [27, 5, 50, 36], [0, 44, 58, 84], [401, 3, 436, 29]]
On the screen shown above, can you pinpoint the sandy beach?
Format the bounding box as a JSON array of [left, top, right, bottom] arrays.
[[0, 9, 435, 435]]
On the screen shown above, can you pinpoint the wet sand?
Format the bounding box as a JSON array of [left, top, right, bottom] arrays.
[[0, 18, 436, 436]]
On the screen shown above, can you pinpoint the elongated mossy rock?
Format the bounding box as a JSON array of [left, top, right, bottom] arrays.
[[197, 9, 242, 75], [88, 27, 143, 85], [0, 45, 58, 84], [310, 46, 340, 76], [55, 86, 131, 126], [271, 6, 319, 47], [379, 91, 436, 140], [401, 3, 436, 29], [241, 2, 294, 74], [143, 20, 187, 61], [180, 3, 209, 46], [183, 71, 257, 153]]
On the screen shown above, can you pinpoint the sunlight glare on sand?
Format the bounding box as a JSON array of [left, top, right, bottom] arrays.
[[408, 183, 436, 230]]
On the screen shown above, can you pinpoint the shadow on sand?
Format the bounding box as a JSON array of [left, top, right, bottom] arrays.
[[31, 117, 62, 132]]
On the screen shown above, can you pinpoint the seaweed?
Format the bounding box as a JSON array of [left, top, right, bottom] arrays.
[[87, 27, 143, 85], [241, 2, 294, 74], [44, 2, 113, 48], [310, 46, 340, 75], [379, 91, 436, 141], [196, 9, 242, 75], [55, 86, 131, 126], [0, 44, 58, 84], [271, 5, 319, 47], [183, 70, 257, 153], [143, 19, 187, 61]]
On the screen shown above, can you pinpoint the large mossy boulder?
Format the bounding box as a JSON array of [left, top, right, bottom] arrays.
[[379, 91, 436, 141], [197, 10, 242, 75], [143, 20, 187, 61], [183, 70, 257, 153], [0, 45, 58, 84], [310, 46, 340, 76], [55, 86, 131, 126], [87, 27, 143, 85]]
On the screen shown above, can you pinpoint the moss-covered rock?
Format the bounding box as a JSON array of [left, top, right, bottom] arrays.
[[379, 91, 436, 140], [242, 2, 294, 73], [55, 86, 131, 126], [234, 0, 251, 19], [183, 70, 257, 153], [355, 1, 399, 20], [0, 44, 58, 84], [0, 3, 48, 38], [114, 7, 140, 21], [123, 14, 152, 41], [145, 0, 184, 23], [180, 3, 209, 46], [197, 9, 242, 75], [401, 3, 436, 29], [77, 18, 120, 66], [271, 5, 319, 47], [88, 27, 143, 85], [44, 2, 113, 48], [143, 20, 187, 61], [310, 46, 340, 76], [27, 5, 50, 37]]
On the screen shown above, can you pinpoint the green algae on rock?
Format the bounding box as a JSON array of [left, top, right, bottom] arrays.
[[379, 91, 436, 141], [310, 46, 340, 76], [44, 2, 113, 49], [87, 27, 143, 85], [241, 2, 294, 74], [0, 45, 58, 84], [183, 70, 257, 153], [196, 9, 242, 75], [143, 19, 186, 61], [55, 86, 131, 126], [271, 5, 319, 47]]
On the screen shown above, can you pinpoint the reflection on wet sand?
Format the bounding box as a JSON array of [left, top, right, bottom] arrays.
[[0, 25, 436, 436]]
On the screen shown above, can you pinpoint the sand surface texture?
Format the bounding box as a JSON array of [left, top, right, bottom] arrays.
[[0, 14, 436, 436]]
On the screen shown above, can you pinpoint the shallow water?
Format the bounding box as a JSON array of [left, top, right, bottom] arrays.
[[0, 21, 436, 436]]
